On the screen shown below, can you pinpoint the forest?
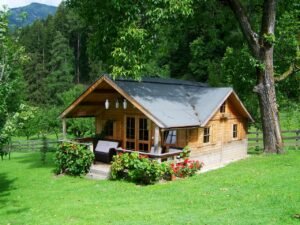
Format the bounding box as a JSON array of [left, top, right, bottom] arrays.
[[0, 0, 299, 150]]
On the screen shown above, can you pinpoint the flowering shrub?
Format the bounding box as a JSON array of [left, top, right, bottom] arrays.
[[170, 159, 203, 178], [110, 152, 167, 184], [55, 142, 94, 176]]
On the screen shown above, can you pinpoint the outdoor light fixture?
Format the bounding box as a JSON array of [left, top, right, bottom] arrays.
[[115, 99, 119, 109], [105, 99, 109, 109], [123, 99, 127, 109]]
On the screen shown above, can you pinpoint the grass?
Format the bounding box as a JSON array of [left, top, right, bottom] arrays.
[[1, 151, 300, 225]]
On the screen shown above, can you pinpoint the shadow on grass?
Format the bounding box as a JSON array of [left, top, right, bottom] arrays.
[[0, 173, 30, 218], [14, 152, 56, 169], [0, 173, 16, 209]]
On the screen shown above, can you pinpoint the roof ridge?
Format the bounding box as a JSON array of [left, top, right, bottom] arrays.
[[114, 77, 208, 87]]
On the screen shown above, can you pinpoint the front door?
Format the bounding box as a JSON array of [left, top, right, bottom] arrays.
[[125, 116, 151, 152]]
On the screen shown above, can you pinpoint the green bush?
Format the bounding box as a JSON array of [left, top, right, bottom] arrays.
[[110, 152, 168, 184], [55, 142, 94, 176]]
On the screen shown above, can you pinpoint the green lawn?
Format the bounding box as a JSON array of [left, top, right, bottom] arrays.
[[1, 151, 300, 225]]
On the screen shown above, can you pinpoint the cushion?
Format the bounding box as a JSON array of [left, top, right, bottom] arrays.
[[95, 140, 119, 153]]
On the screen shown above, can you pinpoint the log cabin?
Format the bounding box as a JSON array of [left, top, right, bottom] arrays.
[[60, 75, 253, 169]]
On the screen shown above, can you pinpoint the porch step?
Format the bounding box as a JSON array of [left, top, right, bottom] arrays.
[[86, 172, 108, 180], [86, 163, 111, 180]]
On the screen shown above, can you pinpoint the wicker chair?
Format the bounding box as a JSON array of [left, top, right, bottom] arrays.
[[94, 140, 120, 163]]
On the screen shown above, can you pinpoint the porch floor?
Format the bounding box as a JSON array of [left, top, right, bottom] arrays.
[[86, 162, 111, 180]]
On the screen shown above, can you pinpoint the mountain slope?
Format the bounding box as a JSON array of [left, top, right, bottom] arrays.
[[8, 3, 57, 27]]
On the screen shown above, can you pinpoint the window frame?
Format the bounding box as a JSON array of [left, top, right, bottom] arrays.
[[220, 102, 226, 113], [163, 130, 177, 146], [232, 124, 238, 139], [203, 127, 210, 143]]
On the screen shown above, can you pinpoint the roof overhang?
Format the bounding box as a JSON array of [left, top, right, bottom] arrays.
[[59, 75, 166, 128]]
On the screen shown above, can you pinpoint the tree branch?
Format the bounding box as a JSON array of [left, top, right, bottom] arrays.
[[226, 0, 260, 58], [275, 63, 300, 81]]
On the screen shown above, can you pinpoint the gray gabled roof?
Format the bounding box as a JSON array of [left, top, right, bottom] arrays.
[[114, 77, 234, 128], [60, 75, 253, 128]]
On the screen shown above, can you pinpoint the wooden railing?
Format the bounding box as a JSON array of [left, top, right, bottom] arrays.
[[248, 129, 300, 150]]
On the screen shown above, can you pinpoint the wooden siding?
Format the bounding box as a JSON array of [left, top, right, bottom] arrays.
[[94, 88, 249, 159], [175, 97, 248, 154]]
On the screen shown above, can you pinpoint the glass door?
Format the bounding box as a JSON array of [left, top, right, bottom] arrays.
[[137, 118, 150, 152], [125, 116, 151, 152], [125, 117, 135, 150]]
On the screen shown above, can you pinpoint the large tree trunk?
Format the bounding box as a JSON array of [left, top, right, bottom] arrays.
[[256, 49, 283, 153], [227, 0, 283, 153]]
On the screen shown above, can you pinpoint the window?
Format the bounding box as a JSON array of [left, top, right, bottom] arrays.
[[126, 141, 135, 150], [139, 118, 149, 141], [164, 130, 177, 145], [220, 102, 226, 113], [203, 127, 210, 143], [126, 117, 135, 139], [233, 124, 238, 138], [139, 143, 149, 152]]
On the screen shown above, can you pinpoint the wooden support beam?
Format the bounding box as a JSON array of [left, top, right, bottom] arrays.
[[93, 89, 116, 94], [154, 126, 161, 154], [79, 101, 104, 106], [62, 118, 67, 139]]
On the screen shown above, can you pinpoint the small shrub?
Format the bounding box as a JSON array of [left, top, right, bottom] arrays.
[[170, 159, 203, 178], [55, 142, 94, 176], [110, 152, 166, 184], [180, 146, 190, 159]]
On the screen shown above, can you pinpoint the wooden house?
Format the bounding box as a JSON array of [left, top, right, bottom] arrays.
[[60, 75, 253, 169]]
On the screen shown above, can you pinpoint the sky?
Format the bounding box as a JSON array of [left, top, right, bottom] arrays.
[[1, 0, 63, 8]]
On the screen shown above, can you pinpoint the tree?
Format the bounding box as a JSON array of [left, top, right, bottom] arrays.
[[226, 0, 284, 153], [46, 31, 74, 104], [13, 104, 38, 140], [0, 9, 27, 133]]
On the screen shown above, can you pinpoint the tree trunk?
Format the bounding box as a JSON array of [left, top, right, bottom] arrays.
[[255, 48, 283, 153], [227, 0, 284, 153]]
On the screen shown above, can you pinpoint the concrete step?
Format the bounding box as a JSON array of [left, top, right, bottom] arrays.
[[89, 167, 109, 176], [86, 172, 108, 180]]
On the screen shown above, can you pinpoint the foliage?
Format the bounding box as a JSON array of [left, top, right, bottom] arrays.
[[0, 9, 27, 133], [35, 107, 61, 139], [170, 159, 203, 178], [220, 46, 260, 121], [13, 104, 38, 140], [58, 85, 95, 137], [110, 152, 168, 184], [179, 146, 190, 159], [55, 142, 94, 176], [46, 31, 74, 104]]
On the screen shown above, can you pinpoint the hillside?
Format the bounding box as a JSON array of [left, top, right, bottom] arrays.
[[8, 2, 57, 27]]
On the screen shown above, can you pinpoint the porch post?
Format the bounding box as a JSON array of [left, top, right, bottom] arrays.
[[154, 126, 161, 154], [62, 118, 67, 139]]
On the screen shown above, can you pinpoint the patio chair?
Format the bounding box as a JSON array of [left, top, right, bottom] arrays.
[[94, 140, 120, 163]]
